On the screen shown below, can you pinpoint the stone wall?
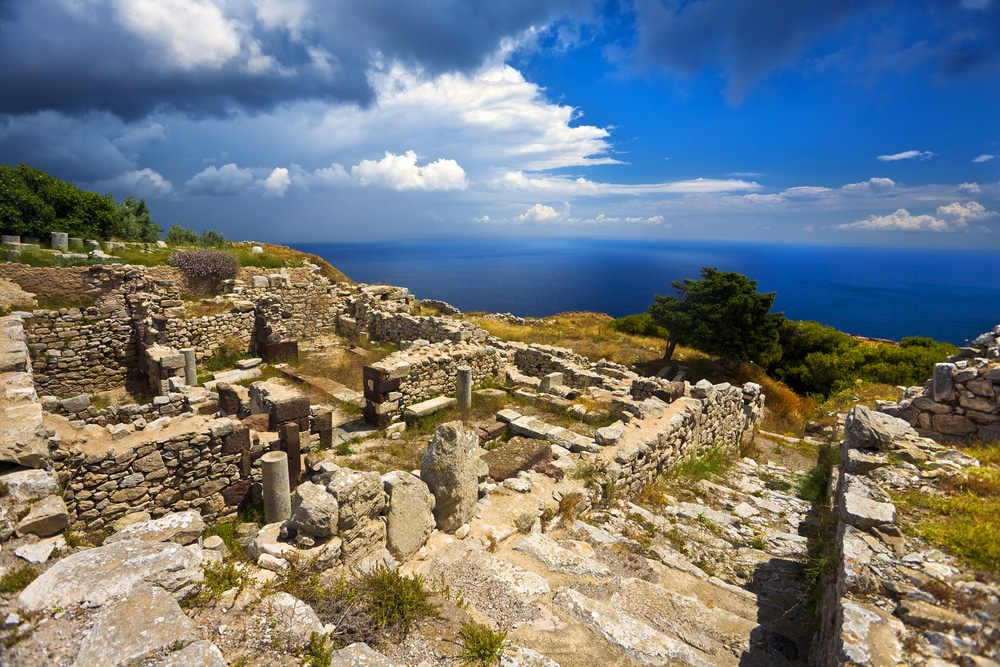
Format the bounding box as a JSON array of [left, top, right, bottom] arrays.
[[601, 381, 765, 496], [367, 341, 507, 408], [508, 342, 624, 391], [371, 312, 489, 345], [51, 418, 265, 532], [0, 315, 48, 468], [0, 265, 93, 302], [811, 406, 999, 667], [880, 324, 1000, 443]]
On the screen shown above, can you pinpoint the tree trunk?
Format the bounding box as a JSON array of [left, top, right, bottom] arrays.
[[662, 338, 678, 362]]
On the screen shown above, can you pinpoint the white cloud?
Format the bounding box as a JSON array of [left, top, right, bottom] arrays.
[[184, 163, 255, 196], [842, 177, 895, 193], [495, 172, 760, 195], [876, 150, 935, 161], [262, 167, 291, 197], [313, 62, 619, 172], [91, 168, 174, 198], [350, 150, 468, 191], [838, 201, 997, 232], [839, 208, 952, 232], [958, 182, 982, 194], [113, 0, 243, 70], [254, 0, 310, 34], [518, 203, 563, 222], [973, 154, 996, 163], [937, 201, 997, 224]]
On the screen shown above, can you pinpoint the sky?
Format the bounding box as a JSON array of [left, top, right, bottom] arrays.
[[0, 0, 998, 247]]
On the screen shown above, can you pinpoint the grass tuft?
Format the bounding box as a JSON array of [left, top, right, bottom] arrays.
[[0, 566, 37, 593], [457, 621, 508, 667]]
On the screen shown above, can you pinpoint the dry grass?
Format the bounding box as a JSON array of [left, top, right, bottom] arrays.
[[730, 363, 817, 435], [894, 440, 1000, 576], [466, 311, 666, 368], [182, 295, 232, 318], [252, 243, 351, 283]]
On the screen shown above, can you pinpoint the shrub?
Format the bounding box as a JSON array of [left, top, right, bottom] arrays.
[[457, 621, 508, 666], [357, 565, 434, 640], [0, 566, 37, 593], [165, 224, 200, 246], [169, 249, 240, 281]]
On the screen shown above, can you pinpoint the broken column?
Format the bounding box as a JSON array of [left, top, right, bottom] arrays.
[[51, 232, 68, 252], [181, 348, 197, 386], [362, 365, 401, 428], [456, 366, 472, 410], [261, 451, 291, 524]]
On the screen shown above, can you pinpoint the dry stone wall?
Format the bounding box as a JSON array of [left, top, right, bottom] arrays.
[[881, 324, 1000, 443], [371, 312, 488, 345], [51, 418, 266, 532], [602, 381, 765, 495]]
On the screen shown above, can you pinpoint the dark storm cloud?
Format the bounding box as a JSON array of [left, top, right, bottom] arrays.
[[0, 0, 593, 122], [628, 0, 1000, 101], [630, 0, 854, 101]]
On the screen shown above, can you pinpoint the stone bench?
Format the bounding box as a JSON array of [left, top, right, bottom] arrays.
[[403, 396, 457, 424]]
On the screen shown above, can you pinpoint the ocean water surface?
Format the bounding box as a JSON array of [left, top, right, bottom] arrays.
[[293, 238, 1000, 345]]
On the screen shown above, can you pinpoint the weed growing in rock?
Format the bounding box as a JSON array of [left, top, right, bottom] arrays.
[[0, 566, 37, 593], [335, 440, 356, 456], [186, 560, 248, 607], [514, 512, 536, 534], [356, 566, 434, 641], [299, 632, 334, 667], [457, 621, 508, 666], [796, 443, 837, 503]]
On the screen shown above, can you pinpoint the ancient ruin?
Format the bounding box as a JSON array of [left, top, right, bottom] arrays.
[[0, 257, 998, 666]]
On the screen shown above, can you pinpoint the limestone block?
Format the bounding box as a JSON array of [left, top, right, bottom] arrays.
[[260, 592, 325, 643], [72, 584, 197, 667], [844, 405, 916, 451], [59, 393, 91, 412], [931, 413, 977, 437], [0, 468, 59, 502], [17, 541, 203, 611], [16, 494, 69, 537], [329, 643, 397, 667], [595, 424, 625, 446], [837, 600, 904, 667], [103, 510, 207, 546], [515, 534, 611, 577], [933, 363, 956, 402], [322, 466, 387, 561], [382, 471, 436, 559], [289, 481, 339, 538], [157, 641, 227, 667], [421, 421, 487, 532]]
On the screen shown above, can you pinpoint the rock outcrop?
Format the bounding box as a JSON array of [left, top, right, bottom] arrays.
[[420, 421, 488, 532]]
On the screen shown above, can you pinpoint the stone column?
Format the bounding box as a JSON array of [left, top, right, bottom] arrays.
[[456, 366, 472, 410], [51, 232, 68, 252], [181, 348, 197, 386], [261, 451, 291, 524]]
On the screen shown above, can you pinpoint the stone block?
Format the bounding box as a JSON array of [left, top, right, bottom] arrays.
[[404, 395, 457, 423], [16, 495, 70, 537], [382, 471, 436, 559]]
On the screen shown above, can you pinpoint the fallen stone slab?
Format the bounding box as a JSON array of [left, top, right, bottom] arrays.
[[509, 415, 560, 439], [404, 396, 457, 423], [72, 585, 197, 667], [0, 468, 59, 502], [16, 494, 69, 537], [554, 587, 713, 667], [547, 427, 599, 453], [502, 646, 561, 667], [17, 541, 203, 612], [836, 599, 904, 667], [330, 642, 398, 667], [260, 592, 326, 643], [103, 510, 207, 546], [156, 640, 227, 667], [513, 533, 611, 578]]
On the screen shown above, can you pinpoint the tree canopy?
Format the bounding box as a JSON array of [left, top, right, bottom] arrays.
[[0, 164, 122, 240], [118, 196, 161, 243], [647, 267, 783, 365]]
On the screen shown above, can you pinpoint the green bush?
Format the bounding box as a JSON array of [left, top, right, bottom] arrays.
[[0, 565, 37, 593], [457, 621, 508, 666]]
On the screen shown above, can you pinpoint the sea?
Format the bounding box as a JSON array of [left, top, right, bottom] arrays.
[[292, 238, 1000, 346]]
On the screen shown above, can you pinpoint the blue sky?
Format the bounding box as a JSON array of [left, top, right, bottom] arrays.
[[1, 0, 998, 247]]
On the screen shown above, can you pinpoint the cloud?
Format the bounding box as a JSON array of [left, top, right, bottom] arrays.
[[958, 182, 982, 194], [628, 0, 854, 102], [876, 150, 936, 161], [350, 151, 467, 191], [184, 163, 255, 196], [973, 154, 996, 163], [261, 167, 291, 197], [90, 168, 175, 198], [842, 177, 895, 193], [518, 203, 564, 222], [0, 0, 593, 120], [495, 172, 761, 195], [839, 201, 997, 232], [936, 200, 997, 224]]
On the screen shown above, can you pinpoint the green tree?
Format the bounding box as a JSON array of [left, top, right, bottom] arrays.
[[647, 267, 783, 365], [0, 164, 120, 239], [165, 224, 200, 246], [118, 196, 161, 242]]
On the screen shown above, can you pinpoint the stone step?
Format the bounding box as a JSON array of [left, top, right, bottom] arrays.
[[554, 587, 715, 667]]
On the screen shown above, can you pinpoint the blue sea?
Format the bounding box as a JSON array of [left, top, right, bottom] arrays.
[[292, 238, 1000, 345]]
